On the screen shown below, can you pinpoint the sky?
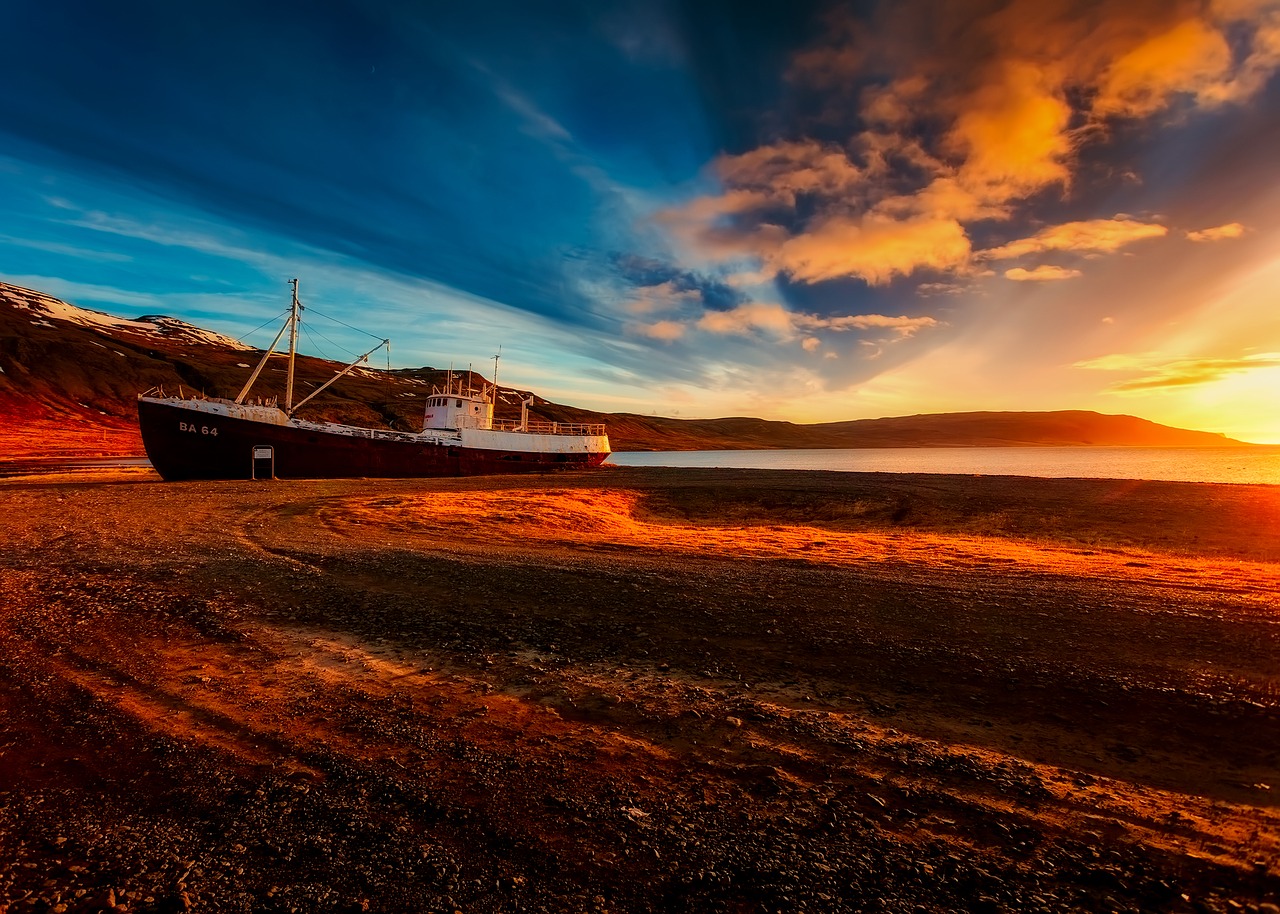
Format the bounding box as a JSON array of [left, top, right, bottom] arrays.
[[1, 0, 1279, 442]]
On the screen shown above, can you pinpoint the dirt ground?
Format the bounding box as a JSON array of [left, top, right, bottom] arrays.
[[0, 465, 1277, 913]]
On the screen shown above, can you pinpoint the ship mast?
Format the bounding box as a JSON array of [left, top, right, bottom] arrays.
[[233, 314, 291, 405], [288, 337, 389, 416], [284, 278, 302, 412], [491, 346, 501, 405]]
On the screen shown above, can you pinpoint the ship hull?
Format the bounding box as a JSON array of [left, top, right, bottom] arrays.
[[138, 398, 609, 481]]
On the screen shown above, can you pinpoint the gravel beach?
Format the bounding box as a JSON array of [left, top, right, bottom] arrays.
[[1, 465, 1277, 913]]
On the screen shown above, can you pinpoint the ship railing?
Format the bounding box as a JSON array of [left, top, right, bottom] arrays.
[[489, 419, 607, 436]]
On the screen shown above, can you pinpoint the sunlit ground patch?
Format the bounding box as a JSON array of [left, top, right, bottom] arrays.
[[318, 489, 1280, 603]]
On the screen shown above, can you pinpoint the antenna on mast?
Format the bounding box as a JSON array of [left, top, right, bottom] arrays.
[[284, 278, 302, 412]]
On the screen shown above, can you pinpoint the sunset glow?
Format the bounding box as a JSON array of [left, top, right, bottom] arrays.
[[1, 1, 1278, 440]]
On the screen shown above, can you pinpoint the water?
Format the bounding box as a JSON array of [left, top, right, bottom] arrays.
[[0, 456, 154, 478], [610, 446, 1280, 486]]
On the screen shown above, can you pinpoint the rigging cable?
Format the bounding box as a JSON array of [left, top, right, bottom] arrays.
[[233, 308, 292, 346], [302, 321, 362, 360], [298, 323, 331, 363], [304, 306, 387, 343]]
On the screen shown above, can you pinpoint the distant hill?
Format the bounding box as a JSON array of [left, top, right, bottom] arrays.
[[531, 405, 1244, 451], [0, 280, 1250, 459]]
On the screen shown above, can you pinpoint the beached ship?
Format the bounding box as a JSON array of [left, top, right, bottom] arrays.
[[137, 280, 610, 480]]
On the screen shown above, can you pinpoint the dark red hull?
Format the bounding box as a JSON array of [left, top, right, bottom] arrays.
[[138, 398, 608, 481]]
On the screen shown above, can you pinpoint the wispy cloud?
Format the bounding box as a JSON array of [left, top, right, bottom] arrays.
[[1075, 351, 1280, 391], [0, 235, 133, 263], [981, 219, 1168, 261], [916, 281, 968, 296], [0, 274, 167, 312], [697, 301, 798, 337], [66, 208, 292, 271], [622, 280, 701, 315], [1004, 265, 1082, 282], [613, 255, 745, 313], [632, 300, 940, 343], [628, 318, 687, 342], [487, 78, 575, 144], [1186, 221, 1246, 242], [796, 312, 939, 336]]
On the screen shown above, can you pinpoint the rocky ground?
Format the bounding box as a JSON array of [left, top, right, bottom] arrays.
[[0, 466, 1277, 913]]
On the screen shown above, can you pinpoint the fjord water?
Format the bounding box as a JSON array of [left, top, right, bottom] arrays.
[[611, 446, 1280, 485]]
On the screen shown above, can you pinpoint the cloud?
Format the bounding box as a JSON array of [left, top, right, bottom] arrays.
[[1075, 351, 1280, 390], [773, 213, 971, 285], [1074, 353, 1154, 371], [660, 141, 975, 286], [1186, 221, 1246, 242], [487, 77, 575, 144], [633, 300, 941, 343], [630, 319, 686, 342], [716, 139, 869, 208], [697, 301, 797, 337], [0, 234, 134, 263], [612, 254, 746, 312], [659, 0, 1280, 289], [1004, 265, 1083, 281], [943, 60, 1074, 206], [916, 281, 967, 296], [622, 280, 700, 315], [1091, 18, 1234, 117], [981, 219, 1169, 260], [795, 312, 939, 337], [0, 274, 168, 312]]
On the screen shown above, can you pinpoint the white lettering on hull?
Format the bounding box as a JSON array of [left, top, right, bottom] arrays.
[[178, 421, 219, 437]]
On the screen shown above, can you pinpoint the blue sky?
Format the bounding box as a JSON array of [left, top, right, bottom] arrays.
[[2, 0, 1280, 440]]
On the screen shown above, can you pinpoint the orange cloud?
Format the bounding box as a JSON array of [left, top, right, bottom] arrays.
[[946, 60, 1074, 205], [1186, 221, 1246, 242], [629, 319, 686, 342], [716, 140, 868, 207], [981, 218, 1169, 260], [1092, 18, 1233, 117], [649, 301, 942, 342], [1004, 265, 1083, 281], [1201, 0, 1280, 104], [773, 213, 971, 285], [1074, 351, 1280, 390], [796, 312, 939, 337], [697, 302, 796, 337], [657, 0, 1280, 289]]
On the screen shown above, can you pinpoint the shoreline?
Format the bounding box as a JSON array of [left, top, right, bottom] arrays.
[[3, 445, 1280, 488], [6, 427, 1279, 491], [0, 467, 1277, 911]]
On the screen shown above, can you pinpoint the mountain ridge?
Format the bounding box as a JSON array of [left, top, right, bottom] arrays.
[[0, 280, 1251, 459]]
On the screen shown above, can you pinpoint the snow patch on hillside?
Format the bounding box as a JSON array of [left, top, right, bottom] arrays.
[[1, 281, 253, 350]]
